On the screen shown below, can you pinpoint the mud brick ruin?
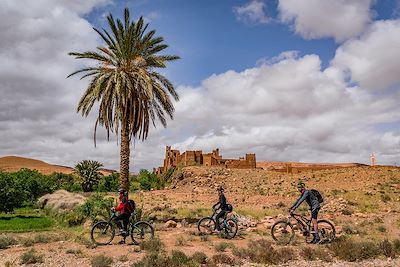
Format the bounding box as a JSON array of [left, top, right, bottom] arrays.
[[154, 146, 256, 175]]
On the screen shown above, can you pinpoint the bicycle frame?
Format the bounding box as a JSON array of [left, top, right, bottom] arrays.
[[290, 213, 312, 233]]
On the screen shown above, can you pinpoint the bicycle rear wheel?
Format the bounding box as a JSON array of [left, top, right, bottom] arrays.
[[131, 221, 154, 245], [221, 219, 238, 239], [317, 220, 336, 244], [271, 220, 295, 245], [197, 217, 215, 235], [91, 221, 115, 245]]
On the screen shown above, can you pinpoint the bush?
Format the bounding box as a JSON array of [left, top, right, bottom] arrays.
[[208, 253, 236, 266], [96, 173, 119, 192], [0, 235, 17, 249], [139, 238, 164, 253], [393, 239, 400, 252], [49, 173, 79, 192], [214, 242, 230, 252], [130, 169, 166, 191], [170, 250, 190, 266], [76, 193, 113, 223], [191, 251, 207, 264], [300, 246, 333, 262], [233, 239, 295, 264], [380, 239, 395, 258], [330, 237, 380, 261], [20, 249, 44, 264], [0, 172, 23, 212], [91, 255, 113, 267]]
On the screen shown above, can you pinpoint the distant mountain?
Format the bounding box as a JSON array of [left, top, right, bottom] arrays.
[[0, 156, 115, 175]]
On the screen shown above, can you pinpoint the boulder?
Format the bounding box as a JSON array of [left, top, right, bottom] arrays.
[[164, 220, 177, 228], [37, 190, 87, 212]]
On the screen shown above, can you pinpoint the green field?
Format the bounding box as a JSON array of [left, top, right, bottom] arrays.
[[0, 208, 54, 232]]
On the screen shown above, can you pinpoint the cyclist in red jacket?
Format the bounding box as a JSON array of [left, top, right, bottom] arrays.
[[112, 188, 133, 243]]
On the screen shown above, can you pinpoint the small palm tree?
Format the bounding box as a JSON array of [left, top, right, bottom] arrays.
[[74, 160, 103, 192], [68, 8, 180, 190]]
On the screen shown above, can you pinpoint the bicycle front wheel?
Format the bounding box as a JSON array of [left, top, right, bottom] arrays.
[[271, 220, 295, 245], [221, 219, 238, 239], [131, 221, 154, 245], [91, 221, 115, 245], [197, 217, 216, 235]]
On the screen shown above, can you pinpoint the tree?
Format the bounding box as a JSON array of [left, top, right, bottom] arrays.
[[74, 160, 103, 192], [68, 8, 180, 190], [0, 172, 22, 212]]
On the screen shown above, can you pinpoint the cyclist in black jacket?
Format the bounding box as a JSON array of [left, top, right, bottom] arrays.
[[213, 186, 229, 231], [289, 181, 321, 244]]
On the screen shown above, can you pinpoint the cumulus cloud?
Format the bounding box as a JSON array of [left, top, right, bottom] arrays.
[[165, 51, 400, 166], [278, 0, 373, 42], [333, 20, 400, 91], [233, 0, 270, 25], [1, 0, 399, 172]]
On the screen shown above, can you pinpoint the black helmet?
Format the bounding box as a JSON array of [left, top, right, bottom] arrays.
[[217, 186, 224, 192], [118, 188, 128, 195]]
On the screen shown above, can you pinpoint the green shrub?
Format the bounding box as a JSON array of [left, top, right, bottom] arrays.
[[175, 235, 188, 246], [208, 253, 236, 266], [300, 246, 333, 262], [380, 194, 391, 203], [66, 248, 83, 255], [130, 169, 166, 191], [380, 239, 395, 258], [139, 238, 164, 253], [96, 173, 119, 192], [91, 255, 113, 267], [20, 249, 44, 264], [393, 239, 400, 252], [214, 242, 230, 252], [131, 252, 169, 267], [0, 235, 17, 249], [49, 173, 79, 192], [76, 193, 113, 223], [63, 211, 86, 226], [232, 239, 295, 264], [191, 251, 207, 264], [330, 237, 380, 261], [377, 225, 387, 233], [0, 172, 23, 212], [170, 250, 190, 266]]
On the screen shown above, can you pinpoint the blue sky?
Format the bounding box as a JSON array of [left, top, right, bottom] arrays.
[[85, 0, 397, 86], [0, 0, 399, 169]]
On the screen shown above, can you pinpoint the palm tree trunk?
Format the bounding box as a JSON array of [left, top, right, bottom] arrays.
[[120, 122, 130, 190]]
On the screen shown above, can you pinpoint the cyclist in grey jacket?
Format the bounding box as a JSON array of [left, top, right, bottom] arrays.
[[289, 181, 321, 244]]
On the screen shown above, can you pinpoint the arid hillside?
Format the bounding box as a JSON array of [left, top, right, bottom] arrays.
[[0, 156, 114, 175]]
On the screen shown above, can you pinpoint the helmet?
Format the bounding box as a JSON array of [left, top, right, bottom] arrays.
[[297, 181, 305, 189], [118, 188, 128, 195], [217, 186, 224, 192]]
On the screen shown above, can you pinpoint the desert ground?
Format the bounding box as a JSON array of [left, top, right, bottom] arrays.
[[1, 159, 400, 266]]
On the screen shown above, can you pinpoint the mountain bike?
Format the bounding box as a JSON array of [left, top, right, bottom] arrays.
[[271, 213, 335, 245], [91, 211, 154, 245], [197, 209, 238, 239]]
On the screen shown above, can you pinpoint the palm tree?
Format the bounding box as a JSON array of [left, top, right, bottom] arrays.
[[74, 160, 103, 192], [68, 8, 180, 190]]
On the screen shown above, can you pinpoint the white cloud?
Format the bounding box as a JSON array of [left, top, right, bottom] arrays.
[[278, 0, 373, 42], [1, 0, 399, 172], [161, 51, 400, 166], [233, 0, 270, 25], [333, 20, 400, 91]]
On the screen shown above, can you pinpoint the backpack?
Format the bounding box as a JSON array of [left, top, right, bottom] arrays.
[[311, 189, 324, 203], [127, 199, 136, 213]]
